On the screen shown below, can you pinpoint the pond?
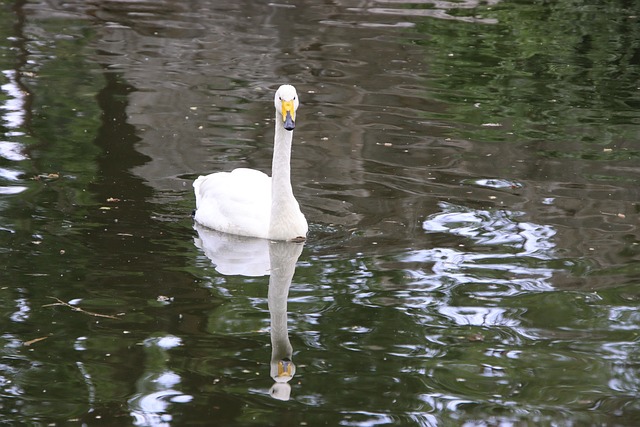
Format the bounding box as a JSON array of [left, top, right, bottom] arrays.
[[0, 0, 639, 425]]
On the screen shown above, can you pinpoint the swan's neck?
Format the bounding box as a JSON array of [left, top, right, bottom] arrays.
[[268, 242, 302, 379], [268, 261, 293, 362], [271, 115, 296, 214]]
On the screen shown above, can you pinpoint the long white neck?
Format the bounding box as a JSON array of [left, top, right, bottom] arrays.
[[268, 242, 303, 381], [268, 245, 294, 366], [270, 115, 296, 230]]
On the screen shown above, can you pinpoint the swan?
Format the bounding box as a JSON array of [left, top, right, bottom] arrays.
[[193, 85, 308, 241]]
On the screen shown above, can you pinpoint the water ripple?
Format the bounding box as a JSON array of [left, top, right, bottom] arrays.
[[0, 142, 27, 162], [422, 201, 556, 257], [345, 0, 501, 25]]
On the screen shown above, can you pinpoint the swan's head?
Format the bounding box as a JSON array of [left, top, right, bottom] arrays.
[[271, 357, 296, 383], [274, 85, 299, 131]]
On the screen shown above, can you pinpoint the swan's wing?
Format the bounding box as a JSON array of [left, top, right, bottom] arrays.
[[193, 168, 272, 238]]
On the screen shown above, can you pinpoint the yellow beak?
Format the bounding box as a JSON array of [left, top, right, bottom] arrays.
[[281, 99, 295, 130], [277, 359, 294, 378]]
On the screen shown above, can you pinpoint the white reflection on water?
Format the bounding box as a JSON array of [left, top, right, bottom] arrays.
[[1, 70, 26, 131], [0, 69, 27, 165], [9, 297, 30, 323], [346, 0, 501, 25], [129, 335, 193, 427], [193, 224, 271, 277], [194, 225, 303, 401], [422, 202, 556, 257], [407, 201, 559, 326], [0, 142, 27, 162], [0, 167, 22, 181], [416, 201, 557, 292], [0, 68, 28, 196], [0, 185, 27, 195], [438, 306, 520, 327]]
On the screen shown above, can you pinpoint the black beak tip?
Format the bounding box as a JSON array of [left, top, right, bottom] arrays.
[[284, 112, 295, 131]]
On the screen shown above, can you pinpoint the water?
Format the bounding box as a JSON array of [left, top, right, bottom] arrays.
[[0, 0, 639, 425]]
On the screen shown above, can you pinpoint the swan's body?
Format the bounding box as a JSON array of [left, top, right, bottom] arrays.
[[193, 85, 308, 241]]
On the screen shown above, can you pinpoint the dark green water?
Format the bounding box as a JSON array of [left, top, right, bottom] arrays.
[[0, 0, 639, 425]]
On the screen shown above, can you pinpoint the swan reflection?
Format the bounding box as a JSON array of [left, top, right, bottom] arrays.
[[194, 223, 303, 400]]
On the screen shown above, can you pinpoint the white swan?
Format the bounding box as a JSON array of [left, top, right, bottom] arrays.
[[193, 85, 308, 241]]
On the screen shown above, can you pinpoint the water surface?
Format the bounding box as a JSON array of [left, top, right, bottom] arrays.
[[0, 0, 639, 425]]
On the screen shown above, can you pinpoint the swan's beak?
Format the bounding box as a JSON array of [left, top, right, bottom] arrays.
[[277, 358, 294, 379], [281, 100, 295, 131]]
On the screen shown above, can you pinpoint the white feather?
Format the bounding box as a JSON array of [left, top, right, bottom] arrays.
[[193, 85, 308, 241]]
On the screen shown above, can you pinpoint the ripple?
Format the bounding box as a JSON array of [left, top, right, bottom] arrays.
[[0, 186, 27, 195], [438, 306, 521, 328], [400, 247, 556, 293], [129, 387, 193, 426], [311, 68, 347, 78], [341, 412, 396, 426], [143, 335, 183, 350], [347, 7, 498, 25], [467, 178, 524, 190], [0, 168, 21, 181], [0, 142, 27, 161], [422, 201, 556, 257]]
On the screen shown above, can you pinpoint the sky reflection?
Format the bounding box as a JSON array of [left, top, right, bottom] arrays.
[[129, 335, 193, 427], [415, 201, 558, 294]]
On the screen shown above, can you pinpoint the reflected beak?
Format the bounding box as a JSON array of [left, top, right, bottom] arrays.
[[277, 359, 294, 378], [281, 99, 295, 131]]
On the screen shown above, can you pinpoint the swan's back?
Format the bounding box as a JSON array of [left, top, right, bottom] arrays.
[[193, 168, 272, 238]]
